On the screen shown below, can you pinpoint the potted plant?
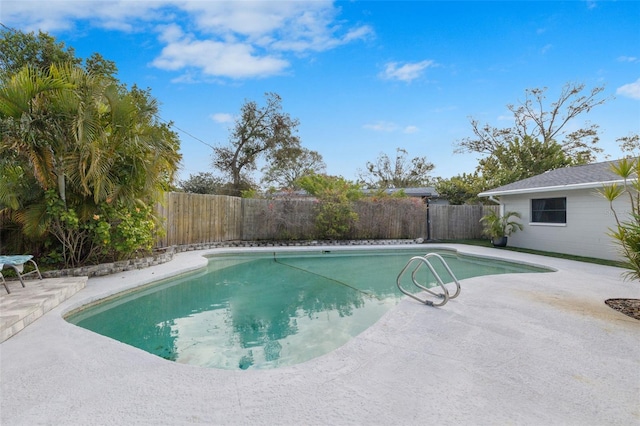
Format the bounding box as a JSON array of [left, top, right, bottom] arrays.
[[480, 210, 523, 247]]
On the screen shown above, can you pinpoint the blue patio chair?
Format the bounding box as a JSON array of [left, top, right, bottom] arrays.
[[0, 255, 43, 294]]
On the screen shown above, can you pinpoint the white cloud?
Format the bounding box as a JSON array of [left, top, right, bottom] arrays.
[[181, 1, 372, 53], [157, 23, 184, 44], [3, 0, 371, 80], [430, 106, 457, 113], [152, 26, 290, 79], [363, 122, 418, 134], [211, 113, 233, 124], [380, 60, 436, 83], [616, 78, 640, 100], [183, 1, 301, 36], [618, 56, 639, 63], [363, 121, 397, 132], [343, 25, 374, 43], [2, 0, 162, 32]]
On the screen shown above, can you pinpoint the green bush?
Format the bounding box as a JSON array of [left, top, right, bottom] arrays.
[[314, 201, 358, 239], [298, 174, 362, 240], [480, 210, 523, 239], [97, 203, 156, 260], [44, 190, 156, 267], [600, 158, 640, 281]]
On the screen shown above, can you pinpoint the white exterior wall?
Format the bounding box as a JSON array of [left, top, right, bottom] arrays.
[[500, 188, 630, 261]]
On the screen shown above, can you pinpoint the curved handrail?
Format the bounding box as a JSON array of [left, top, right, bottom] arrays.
[[396, 253, 461, 307], [419, 253, 461, 300]]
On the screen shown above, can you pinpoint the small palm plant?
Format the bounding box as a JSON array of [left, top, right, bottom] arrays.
[[480, 210, 524, 247], [599, 158, 640, 281]]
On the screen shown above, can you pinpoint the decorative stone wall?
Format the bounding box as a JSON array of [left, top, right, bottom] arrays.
[[41, 239, 422, 278], [166, 238, 422, 253], [42, 248, 176, 278]]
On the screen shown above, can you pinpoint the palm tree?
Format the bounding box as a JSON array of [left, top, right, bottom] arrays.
[[0, 65, 72, 195], [1, 63, 181, 265]]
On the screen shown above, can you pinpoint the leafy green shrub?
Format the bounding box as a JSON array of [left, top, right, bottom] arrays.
[[314, 201, 358, 239], [600, 158, 640, 281], [97, 203, 156, 260], [45, 190, 156, 267], [480, 210, 523, 240], [297, 174, 362, 239]]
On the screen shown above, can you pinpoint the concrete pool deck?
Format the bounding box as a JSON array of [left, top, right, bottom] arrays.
[[1, 244, 638, 425]]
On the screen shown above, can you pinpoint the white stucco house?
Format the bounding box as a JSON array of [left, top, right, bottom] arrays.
[[478, 160, 636, 261]]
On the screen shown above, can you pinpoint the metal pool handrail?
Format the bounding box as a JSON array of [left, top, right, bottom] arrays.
[[396, 253, 461, 307]]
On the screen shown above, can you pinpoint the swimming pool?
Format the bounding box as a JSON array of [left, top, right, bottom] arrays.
[[66, 248, 550, 370]]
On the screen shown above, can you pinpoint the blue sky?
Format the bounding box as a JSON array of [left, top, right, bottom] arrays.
[[3, 1, 639, 184]]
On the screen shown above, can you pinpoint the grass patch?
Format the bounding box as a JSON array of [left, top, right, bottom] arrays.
[[434, 239, 625, 268]]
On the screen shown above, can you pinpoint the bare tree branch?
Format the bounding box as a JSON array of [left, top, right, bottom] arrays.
[[456, 82, 608, 163]]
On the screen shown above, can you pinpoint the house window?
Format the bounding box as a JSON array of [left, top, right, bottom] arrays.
[[531, 197, 566, 224]]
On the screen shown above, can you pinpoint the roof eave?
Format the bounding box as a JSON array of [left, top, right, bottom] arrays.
[[478, 179, 629, 197]]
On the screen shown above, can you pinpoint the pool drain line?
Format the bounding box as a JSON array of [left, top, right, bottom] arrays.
[[272, 253, 380, 301]]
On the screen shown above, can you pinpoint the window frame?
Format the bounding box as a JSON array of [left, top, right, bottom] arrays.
[[530, 197, 567, 225]]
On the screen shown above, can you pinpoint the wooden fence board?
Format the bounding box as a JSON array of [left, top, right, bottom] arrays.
[[429, 205, 498, 240], [155, 192, 495, 247]]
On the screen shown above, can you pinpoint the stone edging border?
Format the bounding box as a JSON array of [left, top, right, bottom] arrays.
[[41, 239, 422, 278]]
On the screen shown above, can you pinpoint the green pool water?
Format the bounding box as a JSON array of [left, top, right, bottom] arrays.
[[66, 249, 549, 370]]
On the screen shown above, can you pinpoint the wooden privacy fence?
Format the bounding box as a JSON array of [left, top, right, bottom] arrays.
[[155, 192, 242, 247], [351, 199, 428, 239], [241, 198, 316, 240], [429, 204, 498, 240], [155, 192, 498, 247]]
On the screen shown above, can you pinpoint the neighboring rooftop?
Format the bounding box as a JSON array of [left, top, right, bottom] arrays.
[[479, 159, 636, 197], [272, 187, 441, 199], [362, 187, 440, 198]]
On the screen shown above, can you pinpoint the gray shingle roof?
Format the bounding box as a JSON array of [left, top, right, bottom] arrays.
[[361, 187, 439, 197], [479, 159, 633, 197], [273, 187, 440, 198]]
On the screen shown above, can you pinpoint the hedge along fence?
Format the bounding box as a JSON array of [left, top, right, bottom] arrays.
[[155, 192, 497, 247]]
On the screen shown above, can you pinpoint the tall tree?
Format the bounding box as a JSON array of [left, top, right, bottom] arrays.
[[0, 64, 75, 202], [358, 147, 434, 188], [0, 25, 80, 78], [84, 52, 118, 79], [0, 28, 182, 264], [618, 133, 640, 158], [1, 63, 181, 264], [457, 83, 607, 164], [178, 172, 225, 194], [212, 92, 301, 196], [441, 82, 609, 205], [434, 172, 489, 205], [1, 64, 179, 207], [261, 146, 326, 190], [477, 136, 574, 188]]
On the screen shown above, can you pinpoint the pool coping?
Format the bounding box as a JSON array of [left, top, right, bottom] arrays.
[[1, 243, 639, 425]]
